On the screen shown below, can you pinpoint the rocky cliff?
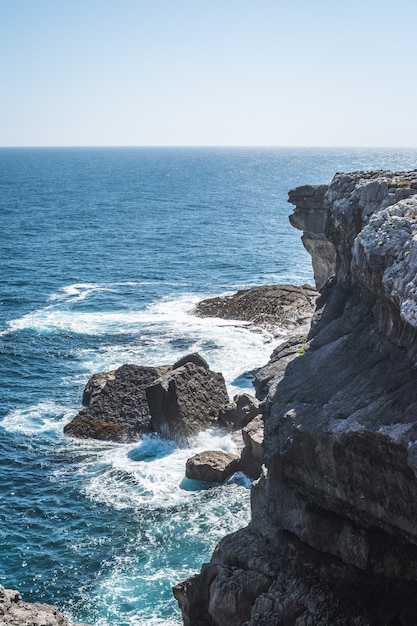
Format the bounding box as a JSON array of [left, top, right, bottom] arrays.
[[174, 169, 417, 625]]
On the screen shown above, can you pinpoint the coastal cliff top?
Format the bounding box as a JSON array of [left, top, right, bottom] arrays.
[[289, 168, 417, 350]]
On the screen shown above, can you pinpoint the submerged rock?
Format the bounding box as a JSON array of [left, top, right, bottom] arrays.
[[175, 170, 417, 625]]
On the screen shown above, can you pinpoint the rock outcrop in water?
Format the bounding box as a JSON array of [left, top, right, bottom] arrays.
[[0, 584, 87, 626], [174, 170, 417, 625], [64, 364, 169, 441], [146, 358, 229, 441], [186, 450, 241, 483], [194, 284, 318, 335], [64, 355, 228, 443]]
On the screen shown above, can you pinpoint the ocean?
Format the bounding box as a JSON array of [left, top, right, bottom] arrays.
[[1, 147, 416, 625]]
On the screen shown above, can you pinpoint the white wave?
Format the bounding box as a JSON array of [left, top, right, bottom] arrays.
[[77, 323, 279, 397], [48, 281, 190, 303], [48, 283, 110, 302], [2, 308, 167, 336], [1, 402, 74, 436], [80, 429, 245, 511], [71, 292, 281, 395], [74, 429, 250, 626]]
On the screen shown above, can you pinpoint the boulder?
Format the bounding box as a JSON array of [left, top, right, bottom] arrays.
[[185, 450, 240, 483], [239, 414, 264, 480], [0, 584, 88, 626], [146, 362, 229, 441], [218, 393, 261, 430], [64, 363, 169, 442], [65, 353, 230, 444]]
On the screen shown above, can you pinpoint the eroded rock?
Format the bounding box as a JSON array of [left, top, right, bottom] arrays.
[[175, 170, 417, 625], [146, 362, 229, 441], [64, 364, 168, 442], [185, 450, 240, 483], [218, 393, 261, 430], [0, 584, 88, 626], [194, 284, 317, 334], [239, 414, 264, 480], [65, 355, 231, 443]]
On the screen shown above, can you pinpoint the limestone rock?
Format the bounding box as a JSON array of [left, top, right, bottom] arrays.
[[173, 352, 210, 370], [239, 414, 263, 480], [65, 353, 229, 443], [194, 284, 318, 334], [81, 370, 116, 407], [64, 363, 169, 442], [257, 171, 417, 577], [0, 584, 88, 626], [288, 183, 336, 290], [174, 170, 417, 625], [174, 527, 417, 626], [185, 450, 240, 483], [218, 393, 261, 430], [146, 362, 229, 441]]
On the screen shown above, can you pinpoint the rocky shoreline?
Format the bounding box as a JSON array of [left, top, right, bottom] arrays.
[[8, 168, 417, 625], [0, 584, 87, 626], [174, 169, 417, 625], [194, 283, 318, 336]]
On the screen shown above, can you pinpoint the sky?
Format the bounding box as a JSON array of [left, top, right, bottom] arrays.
[[1, 0, 416, 147]]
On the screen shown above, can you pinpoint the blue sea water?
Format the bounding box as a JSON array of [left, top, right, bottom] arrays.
[[1, 147, 417, 625]]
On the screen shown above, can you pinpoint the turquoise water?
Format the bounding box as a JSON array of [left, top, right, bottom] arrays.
[[1, 147, 416, 624]]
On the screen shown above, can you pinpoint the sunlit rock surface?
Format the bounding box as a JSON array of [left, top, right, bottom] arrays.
[[0, 584, 88, 626], [175, 170, 417, 625]]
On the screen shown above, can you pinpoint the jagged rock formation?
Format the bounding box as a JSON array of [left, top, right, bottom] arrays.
[[64, 355, 229, 443], [146, 361, 229, 441], [239, 415, 263, 481], [288, 184, 336, 290], [174, 169, 417, 625], [218, 393, 261, 430], [194, 284, 318, 335], [64, 363, 169, 441], [0, 584, 88, 626]]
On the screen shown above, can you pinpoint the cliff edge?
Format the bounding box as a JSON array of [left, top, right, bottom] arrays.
[[174, 169, 417, 625]]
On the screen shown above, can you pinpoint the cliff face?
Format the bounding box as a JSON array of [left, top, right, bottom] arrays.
[[174, 170, 417, 626]]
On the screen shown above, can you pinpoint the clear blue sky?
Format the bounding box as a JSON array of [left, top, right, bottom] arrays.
[[1, 0, 416, 147]]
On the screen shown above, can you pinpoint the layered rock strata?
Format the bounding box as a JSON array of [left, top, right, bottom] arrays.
[[174, 169, 417, 625], [194, 284, 318, 335]]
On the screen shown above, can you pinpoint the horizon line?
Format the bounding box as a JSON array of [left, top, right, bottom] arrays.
[[1, 145, 417, 150]]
